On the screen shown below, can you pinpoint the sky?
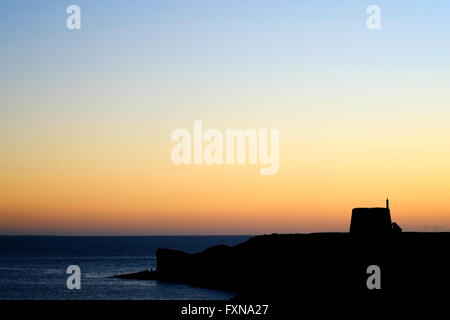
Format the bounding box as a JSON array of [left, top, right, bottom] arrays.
[[1, 1, 450, 235]]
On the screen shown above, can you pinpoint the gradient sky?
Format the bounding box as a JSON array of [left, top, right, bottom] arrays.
[[1, 1, 450, 234]]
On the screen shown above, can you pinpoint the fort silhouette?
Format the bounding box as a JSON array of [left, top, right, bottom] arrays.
[[350, 198, 402, 233]]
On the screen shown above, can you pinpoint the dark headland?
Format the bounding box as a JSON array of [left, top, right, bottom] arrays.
[[115, 200, 450, 301]]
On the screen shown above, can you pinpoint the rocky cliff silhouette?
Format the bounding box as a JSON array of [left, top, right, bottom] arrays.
[[115, 201, 449, 301]]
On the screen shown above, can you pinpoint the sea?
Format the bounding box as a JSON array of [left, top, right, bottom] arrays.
[[0, 235, 250, 300]]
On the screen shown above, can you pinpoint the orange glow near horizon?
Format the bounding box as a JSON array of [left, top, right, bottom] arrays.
[[1, 117, 450, 234]]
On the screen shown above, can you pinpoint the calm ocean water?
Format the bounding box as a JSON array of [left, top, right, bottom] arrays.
[[0, 235, 250, 300]]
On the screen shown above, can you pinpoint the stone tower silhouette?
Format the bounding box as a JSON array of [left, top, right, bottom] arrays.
[[349, 199, 401, 234]]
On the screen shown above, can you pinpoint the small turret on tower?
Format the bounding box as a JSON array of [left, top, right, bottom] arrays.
[[386, 198, 389, 210]]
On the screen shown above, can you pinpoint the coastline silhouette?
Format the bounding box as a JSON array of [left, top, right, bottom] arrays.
[[115, 200, 450, 301]]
